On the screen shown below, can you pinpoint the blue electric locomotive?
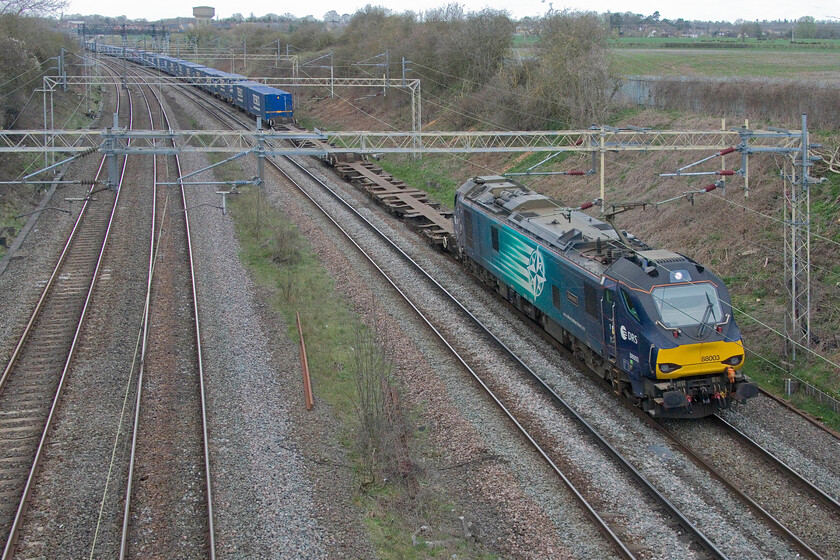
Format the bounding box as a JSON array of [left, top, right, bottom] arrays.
[[454, 176, 758, 418]]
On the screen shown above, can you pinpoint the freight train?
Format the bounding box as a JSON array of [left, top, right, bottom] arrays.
[[86, 42, 755, 418], [454, 176, 757, 418], [86, 42, 293, 125]]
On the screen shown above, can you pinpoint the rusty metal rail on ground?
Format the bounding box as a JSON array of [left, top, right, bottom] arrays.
[[296, 312, 314, 410]]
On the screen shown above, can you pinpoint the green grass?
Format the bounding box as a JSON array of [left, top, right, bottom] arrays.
[[502, 150, 571, 176], [230, 184, 498, 559], [296, 115, 346, 132], [811, 170, 840, 241], [611, 36, 840, 51], [611, 47, 840, 79], [511, 34, 539, 48], [378, 155, 461, 210], [606, 106, 646, 126], [232, 188, 362, 424]]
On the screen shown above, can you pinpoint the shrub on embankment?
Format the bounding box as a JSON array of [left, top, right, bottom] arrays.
[[618, 76, 840, 130]]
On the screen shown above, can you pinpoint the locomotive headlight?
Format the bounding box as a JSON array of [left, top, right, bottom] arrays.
[[659, 363, 682, 373], [722, 355, 743, 366]]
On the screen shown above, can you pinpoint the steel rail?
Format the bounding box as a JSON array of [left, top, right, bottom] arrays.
[[0, 101, 116, 394], [271, 152, 728, 560], [161, 78, 645, 557], [268, 156, 639, 560], [0, 67, 130, 560], [465, 270, 835, 560], [153, 67, 732, 559], [117, 68, 158, 560], [637, 413, 826, 559], [499, 291, 834, 560], [117, 65, 216, 559], [184, 91, 712, 558], [174, 64, 831, 560], [712, 414, 840, 511], [757, 388, 840, 441], [158, 72, 218, 560]]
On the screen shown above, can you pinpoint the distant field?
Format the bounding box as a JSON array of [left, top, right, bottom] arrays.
[[512, 35, 840, 80], [611, 48, 840, 80], [610, 36, 840, 51]]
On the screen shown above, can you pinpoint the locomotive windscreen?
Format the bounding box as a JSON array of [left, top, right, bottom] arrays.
[[651, 283, 724, 328]]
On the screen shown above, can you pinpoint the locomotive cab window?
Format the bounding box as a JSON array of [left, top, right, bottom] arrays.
[[652, 283, 723, 328], [621, 289, 640, 322], [491, 226, 499, 252]]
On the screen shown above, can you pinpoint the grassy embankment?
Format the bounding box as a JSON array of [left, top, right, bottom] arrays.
[[728, 166, 840, 427], [608, 40, 840, 427], [0, 84, 102, 259], [610, 36, 840, 51]]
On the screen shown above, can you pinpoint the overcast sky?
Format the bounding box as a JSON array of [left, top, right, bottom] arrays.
[[65, 0, 836, 24]]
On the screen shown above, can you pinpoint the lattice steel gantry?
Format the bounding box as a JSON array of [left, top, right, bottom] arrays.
[[1, 118, 820, 358], [783, 114, 823, 359]]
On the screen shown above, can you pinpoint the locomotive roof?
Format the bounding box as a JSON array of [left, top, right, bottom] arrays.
[[458, 176, 692, 281]]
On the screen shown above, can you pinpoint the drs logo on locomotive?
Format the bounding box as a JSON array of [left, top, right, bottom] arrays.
[[620, 325, 639, 344]]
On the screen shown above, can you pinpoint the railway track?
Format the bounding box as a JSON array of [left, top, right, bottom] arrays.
[[487, 284, 840, 559], [757, 387, 840, 441], [280, 154, 745, 559], [160, 81, 737, 558], [651, 413, 840, 559], [117, 67, 215, 559], [0, 70, 128, 558], [0, 59, 215, 558], [489, 277, 838, 560], [128, 60, 837, 558]]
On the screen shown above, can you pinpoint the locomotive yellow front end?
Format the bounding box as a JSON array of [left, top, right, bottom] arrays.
[[645, 276, 758, 416], [655, 339, 744, 379]]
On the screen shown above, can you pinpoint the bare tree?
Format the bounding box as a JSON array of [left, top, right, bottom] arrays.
[[0, 0, 69, 17], [531, 10, 620, 127], [0, 36, 39, 128], [445, 9, 514, 87], [353, 326, 400, 486]]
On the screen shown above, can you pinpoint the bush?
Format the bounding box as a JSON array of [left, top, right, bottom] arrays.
[[0, 15, 78, 129], [353, 327, 407, 487], [529, 10, 620, 127], [0, 35, 39, 128]]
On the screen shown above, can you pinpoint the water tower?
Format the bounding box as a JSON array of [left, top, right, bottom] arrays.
[[193, 6, 215, 25]]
